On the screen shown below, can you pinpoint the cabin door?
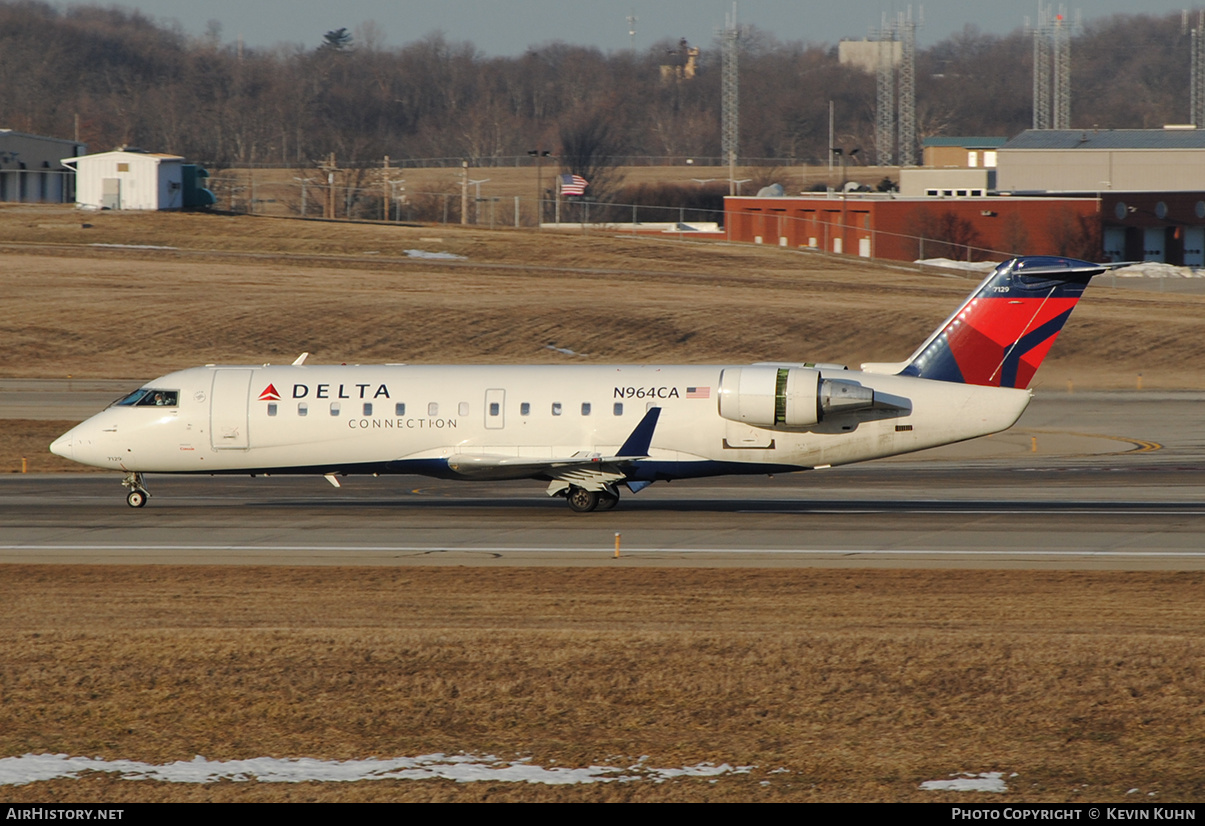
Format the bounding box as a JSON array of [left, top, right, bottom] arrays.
[[210, 369, 252, 449]]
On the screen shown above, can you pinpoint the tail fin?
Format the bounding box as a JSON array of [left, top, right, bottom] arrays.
[[898, 256, 1108, 389]]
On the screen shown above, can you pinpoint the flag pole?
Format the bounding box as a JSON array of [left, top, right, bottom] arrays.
[[555, 174, 561, 225]]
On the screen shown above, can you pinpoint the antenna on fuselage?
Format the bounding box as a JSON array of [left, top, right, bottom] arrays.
[[292, 352, 309, 366]]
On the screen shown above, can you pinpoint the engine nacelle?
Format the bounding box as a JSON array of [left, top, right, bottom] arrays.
[[718, 366, 875, 428]]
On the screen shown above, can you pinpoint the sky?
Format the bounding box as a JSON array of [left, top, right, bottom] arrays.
[[56, 0, 1205, 55]]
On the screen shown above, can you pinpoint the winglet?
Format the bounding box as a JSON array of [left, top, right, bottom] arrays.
[[617, 407, 661, 457]]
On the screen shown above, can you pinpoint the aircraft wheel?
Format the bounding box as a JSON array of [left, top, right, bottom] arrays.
[[566, 487, 600, 513], [596, 490, 619, 511], [126, 489, 148, 508]]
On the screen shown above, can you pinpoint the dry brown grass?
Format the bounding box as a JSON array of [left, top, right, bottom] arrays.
[[1, 203, 1202, 389], [1, 420, 95, 474], [1, 566, 1203, 802]]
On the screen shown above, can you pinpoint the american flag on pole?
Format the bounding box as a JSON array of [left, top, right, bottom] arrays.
[[559, 173, 588, 196]]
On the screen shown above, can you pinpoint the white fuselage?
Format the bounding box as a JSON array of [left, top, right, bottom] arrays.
[[51, 363, 1032, 481]]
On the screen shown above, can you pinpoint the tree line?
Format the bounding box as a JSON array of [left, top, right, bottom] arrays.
[[0, 1, 1199, 172]]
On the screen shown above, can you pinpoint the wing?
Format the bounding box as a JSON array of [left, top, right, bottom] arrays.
[[442, 407, 661, 487]]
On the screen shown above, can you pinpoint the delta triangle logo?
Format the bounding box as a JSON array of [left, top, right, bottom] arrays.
[[258, 384, 281, 401]]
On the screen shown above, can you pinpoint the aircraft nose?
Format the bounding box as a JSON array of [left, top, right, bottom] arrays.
[[49, 432, 73, 460]]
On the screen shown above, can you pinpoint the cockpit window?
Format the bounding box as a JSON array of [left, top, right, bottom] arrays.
[[113, 388, 179, 407]]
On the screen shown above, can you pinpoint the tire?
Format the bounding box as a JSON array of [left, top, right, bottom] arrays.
[[126, 489, 147, 508], [566, 487, 600, 513], [596, 490, 619, 511]]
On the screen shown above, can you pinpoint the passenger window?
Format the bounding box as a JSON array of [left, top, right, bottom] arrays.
[[613, 403, 623, 416], [298, 402, 308, 417], [267, 403, 277, 417], [330, 402, 340, 416], [552, 402, 562, 416], [428, 402, 438, 416], [458, 402, 469, 416], [489, 402, 500, 416], [581, 402, 591, 416], [395, 403, 405, 416], [520, 402, 530, 416], [363, 403, 372, 416]]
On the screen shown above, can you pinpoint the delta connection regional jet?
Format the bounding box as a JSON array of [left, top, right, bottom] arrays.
[[51, 256, 1118, 512]]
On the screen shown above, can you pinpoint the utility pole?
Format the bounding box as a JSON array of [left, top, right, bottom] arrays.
[[316, 152, 337, 219], [382, 155, 390, 221], [460, 161, 469, 226], [528, 149, 551, 227]]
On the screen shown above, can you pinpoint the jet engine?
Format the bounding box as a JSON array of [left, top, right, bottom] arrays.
[[717, 366, 875, 428]]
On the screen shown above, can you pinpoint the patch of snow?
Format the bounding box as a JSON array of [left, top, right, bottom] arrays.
[[917, 257, 1205, 279], [916, 258, 999, 274], [919, 771, 1009, 793], [0, 753, 753, 787], [404, 249, 466, 260], [545, 344, 587, 357], [1109, 262, 1205, 278]]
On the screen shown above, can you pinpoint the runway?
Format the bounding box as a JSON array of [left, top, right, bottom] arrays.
[[5, 389, 1203, 569]]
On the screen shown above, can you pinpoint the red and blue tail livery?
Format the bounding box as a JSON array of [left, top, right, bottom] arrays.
[[901, 256, 1110, 389]]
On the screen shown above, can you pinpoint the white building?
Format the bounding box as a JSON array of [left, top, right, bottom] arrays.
[[62, 149, 186, 210], [0, 129, 86, 203], [997, 128, 1205, 193]]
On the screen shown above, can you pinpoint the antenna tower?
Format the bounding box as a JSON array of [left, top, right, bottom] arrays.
[[721, 3, 740, 192], [1192, 11, 1205, 125], [1052, 11, 1072, 129], [898, 9, 919, 167], [874, 15, 896, 166], [1032, 3, 1051, 129], [1032, 2, 1076, 129]]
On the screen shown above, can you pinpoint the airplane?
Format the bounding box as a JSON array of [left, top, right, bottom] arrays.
[[50, 255, 1118, 512]]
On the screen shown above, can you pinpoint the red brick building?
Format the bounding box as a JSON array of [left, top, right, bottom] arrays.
[[723, 194, 1100, 262]]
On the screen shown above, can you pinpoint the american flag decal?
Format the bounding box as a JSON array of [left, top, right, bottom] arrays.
[[686, 386, 710, 399]]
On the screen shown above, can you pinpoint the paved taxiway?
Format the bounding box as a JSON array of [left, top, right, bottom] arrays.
[[3, 389, 1203, 569]]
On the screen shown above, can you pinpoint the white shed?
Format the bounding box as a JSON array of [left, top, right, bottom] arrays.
[[62, 149, 185, 210]]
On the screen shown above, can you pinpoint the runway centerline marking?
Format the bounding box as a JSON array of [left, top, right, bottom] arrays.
[[4, 545, 1205, 557]]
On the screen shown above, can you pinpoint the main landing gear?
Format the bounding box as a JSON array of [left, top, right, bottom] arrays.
[[564, 485, 620, 513], [122, 471, 150, 508]]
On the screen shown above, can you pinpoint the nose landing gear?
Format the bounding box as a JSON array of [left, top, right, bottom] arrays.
[[122, 472, 150, 508]]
